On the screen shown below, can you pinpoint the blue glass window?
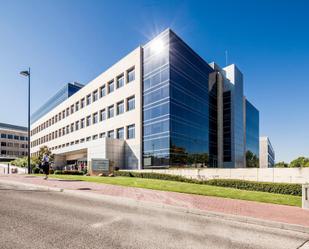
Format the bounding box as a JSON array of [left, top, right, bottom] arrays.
[[108, 105, 114, 118], [117, 127, 124, 140], [117, 74, 124, 88], [108, 130, 114, 138], [108, 80, 114, 94], [127, 96, 135, 111], [127, 68, 135, 83], [100, 85, 106, 97], [117, 101, 124, 115], [127, 124, 135, 139]]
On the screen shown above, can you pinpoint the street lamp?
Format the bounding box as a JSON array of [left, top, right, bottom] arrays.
[[20, 68, 31, 174]]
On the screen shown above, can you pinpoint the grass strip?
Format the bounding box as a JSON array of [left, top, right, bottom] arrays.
[[39, 174, 301, 207]]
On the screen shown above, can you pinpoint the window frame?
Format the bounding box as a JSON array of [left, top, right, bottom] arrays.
[[127, 67, 135, 83], [108, 80, 114, 94], [127, 95, 135, 111], [127, 124, 135, 139], [100, 85, 106, 98], [116, 101, 124, 115], [108, 105, 114, 119], [116, 74, 124, 89], [92, 89, 98, 102]]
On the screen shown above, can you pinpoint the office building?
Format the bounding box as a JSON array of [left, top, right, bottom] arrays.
[[244, 99, 260, 167], [30, 29, 260, 170], [259, 136, 275, 168], [0, 122, 28, 161], [208, 64, 259, 168]]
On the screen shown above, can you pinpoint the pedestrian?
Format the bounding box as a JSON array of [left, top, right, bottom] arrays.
[[42, 153, 50, 180]]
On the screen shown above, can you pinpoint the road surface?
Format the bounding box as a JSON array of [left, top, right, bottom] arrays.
[[0, 182, 308, 249]]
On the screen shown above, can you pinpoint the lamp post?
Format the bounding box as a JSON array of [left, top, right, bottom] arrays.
[[20, 68, 31, 174]]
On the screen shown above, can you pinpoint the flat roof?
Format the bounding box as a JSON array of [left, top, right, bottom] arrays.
[[0, 122, 27, 132]]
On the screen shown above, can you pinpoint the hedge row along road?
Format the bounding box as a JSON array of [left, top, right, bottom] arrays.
[[114, 171, 302, 196]]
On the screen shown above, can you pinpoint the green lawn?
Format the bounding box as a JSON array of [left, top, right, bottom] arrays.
[[40, 174, 302, 207]]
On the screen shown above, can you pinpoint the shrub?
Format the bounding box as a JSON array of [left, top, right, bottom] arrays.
[[32, 167, 40, 174], [204, 179, 302, 196], [114, 171, 302, 196], [114, 171, 196, 183], [81, 168, 88, 175], [11, 156, 39, 168], [54, 170, 84, 175]]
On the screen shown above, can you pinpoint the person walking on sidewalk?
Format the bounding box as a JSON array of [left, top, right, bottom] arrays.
[[42, 153, 50, 180]]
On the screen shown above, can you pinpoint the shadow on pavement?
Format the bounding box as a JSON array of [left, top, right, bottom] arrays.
[[0, 188, 50, 192], [57, 179, 83, 182]]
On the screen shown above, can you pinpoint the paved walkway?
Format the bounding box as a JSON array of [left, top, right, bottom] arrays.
[[1, 174, 309, 228]]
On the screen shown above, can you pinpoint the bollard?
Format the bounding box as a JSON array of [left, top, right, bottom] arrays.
[[302, 184, 309, 209], [7, 163, 9, 175]]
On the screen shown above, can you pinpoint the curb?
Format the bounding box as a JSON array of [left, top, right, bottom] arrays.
[[1, 178, 309, 234]]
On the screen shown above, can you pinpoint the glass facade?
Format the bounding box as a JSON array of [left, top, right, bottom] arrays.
[[245, 99, 259, 167], [233, 69, 245, 168], [31, 83, 83, 124], [142, 29, 213, 168], [268, 143, 275, 167], [209, 79, 218, 167], [223, 91, 232, 162], [142, 30, 170, 168]]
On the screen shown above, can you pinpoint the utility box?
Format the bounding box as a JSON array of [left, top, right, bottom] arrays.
[[302, 184, 309, 209]]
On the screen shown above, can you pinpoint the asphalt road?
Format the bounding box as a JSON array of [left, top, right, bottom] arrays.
[[0, 182, 309, 249]]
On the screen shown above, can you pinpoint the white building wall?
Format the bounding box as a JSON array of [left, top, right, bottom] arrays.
[[259, 137, 268, 168], [259, 136, 275, 168], [31, 47, 142, 169]]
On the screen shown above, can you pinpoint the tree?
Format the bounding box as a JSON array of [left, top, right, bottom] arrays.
[[246, 150, 259, 168], [275, 161, 289, 168], [290, 157, 309, 168], [37, 146, 54, 163], [11, 156, 39, 168]]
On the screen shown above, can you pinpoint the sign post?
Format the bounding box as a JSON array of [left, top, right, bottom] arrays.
[[302, 184, 309, 209]]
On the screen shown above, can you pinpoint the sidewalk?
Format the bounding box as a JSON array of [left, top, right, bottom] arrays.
[[1, 174, 309, 230]]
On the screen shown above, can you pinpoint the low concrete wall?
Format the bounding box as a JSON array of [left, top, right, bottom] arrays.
[[128, 168, 309, 184], [0, 164, 27, 174]]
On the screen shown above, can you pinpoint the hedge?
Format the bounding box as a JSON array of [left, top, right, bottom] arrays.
[[54, 170, 84, 175], [114, 171, 302, 196], [115, 171, 196, 183], [204, 179, 301, 196]]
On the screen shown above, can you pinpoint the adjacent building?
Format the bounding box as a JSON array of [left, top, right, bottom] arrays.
[[259, 136, 275, 168], [30, 29, 260, 170], [245, 99, 260, 167], [0, 122, 28, 161], [208, 64, 259, 168]]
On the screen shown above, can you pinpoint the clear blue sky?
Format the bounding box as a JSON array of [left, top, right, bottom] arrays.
[[0, 0, 308, 162]]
